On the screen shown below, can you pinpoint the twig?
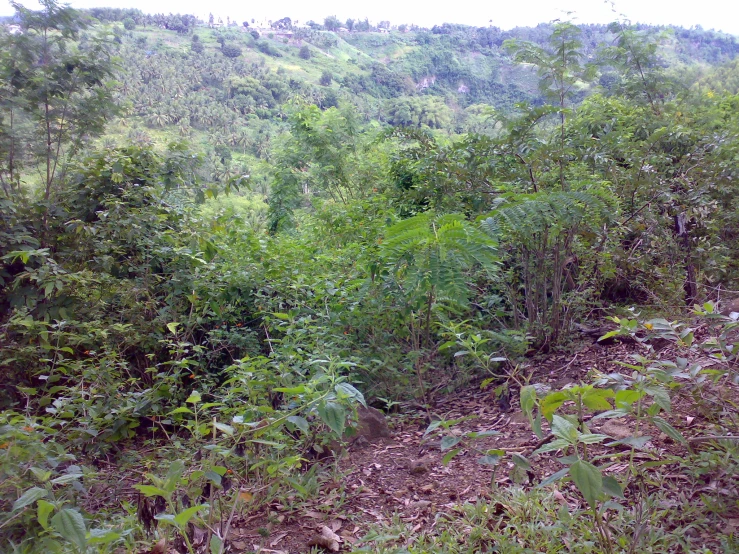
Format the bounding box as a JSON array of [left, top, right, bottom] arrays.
[[687, 435, 739, 442]]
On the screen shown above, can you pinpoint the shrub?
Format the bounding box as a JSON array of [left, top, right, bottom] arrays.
[[222, 42, 242, 58], [299, 45, 312, 59], [122, 17, 135, 30], [319, 70, 333, 86]]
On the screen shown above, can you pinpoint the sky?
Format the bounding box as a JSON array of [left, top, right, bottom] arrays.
[[2, 0, 739, 35]]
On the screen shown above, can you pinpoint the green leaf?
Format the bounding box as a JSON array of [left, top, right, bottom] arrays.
[[442, 448, 461, 465], [614, 389, 642, 408], [317, 402, 346, 437], [423, 419, 443, 436], [51, 474, 83, 485], [214, 422, 234, 436], [578, 433, 610, 444], [286, 415, 309, 433], [607, 435, 652, 449], [581, 389, 614, 411], [519, 385, 536, 417], [512, 453, 531, 470], [643, 386, 671, 413], [273, 385, 306, 394], [533, 438, 570, 454], [185, 391, 202, 404], [538, 467, 570, 487], [87, 529, 121, 545], [602, 476, 624, 499], [13, 487, 48, 511], [133, 485, 168, 497], [651, 417, 686, 444], [335, 383, 367, 407], [570, 460, 603, 507], [550, 415, 578, 442], [51, 508, 87, 551], [477, 454, 502, 466], [210, 534, 223, 554], [37, 500, 54, 530], [204, 471, 222, 485], [541, 392, 567, 420], [440, 436, 462, 451], [164, 459, 185, 494], [166, 322, 180, 334], [169, 406, 193, 415], [173, 504, 207, 527]]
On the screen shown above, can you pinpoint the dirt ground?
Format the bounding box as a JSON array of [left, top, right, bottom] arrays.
[[219, 334, 739, 553]]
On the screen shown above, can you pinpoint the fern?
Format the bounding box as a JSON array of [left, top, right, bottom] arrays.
[[377, 211, 499, 344]]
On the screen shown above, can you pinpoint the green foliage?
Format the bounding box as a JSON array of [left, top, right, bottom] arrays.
[[221, 42, 242, 58]]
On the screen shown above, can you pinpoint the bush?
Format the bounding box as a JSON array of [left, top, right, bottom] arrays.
[[122, 17, 135, 30], [256, 41, 282, 57], [299, 45, 312, 59], [250, 30, 260, 39], [319, 70, 333, 86], [222, 42, 242, 58]]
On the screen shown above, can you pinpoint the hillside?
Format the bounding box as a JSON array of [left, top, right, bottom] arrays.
[[1, 3, 739, 554]]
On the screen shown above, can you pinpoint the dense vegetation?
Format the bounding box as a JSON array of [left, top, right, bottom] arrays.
[[1, 1, 738, 552]]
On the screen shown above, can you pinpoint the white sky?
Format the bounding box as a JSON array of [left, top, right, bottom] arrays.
[[2, 0, 738, 35]]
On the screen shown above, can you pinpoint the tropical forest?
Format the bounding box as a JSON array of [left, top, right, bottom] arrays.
[[1, 1, 739, 552]]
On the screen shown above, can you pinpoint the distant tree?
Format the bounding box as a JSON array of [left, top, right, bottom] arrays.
[[222, 42, 242, 58], [299, 45, 312, 59], [242, 21, 249, 28], [320, 70, 333, 86], [324, 15, 341, 31], [208, 12, 214, 26], [191, 35, 204, 53], [250, 30, 260, 39], [272, 17, 292, 30], [122, 17, 135, 30], [355, 18, 370, 32], [345, 18, 355, 31], [398, 23, 407, 32]]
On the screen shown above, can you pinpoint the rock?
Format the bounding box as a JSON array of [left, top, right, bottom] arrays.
[[720, 297, 739, 317], [353, 406, 390, 441], [602, 420, 635, 440]]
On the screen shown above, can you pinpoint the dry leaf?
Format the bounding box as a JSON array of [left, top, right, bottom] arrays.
[[149, 538, 166, 554], [270, 532, 288, 547], [329, 519, 343, 532], [307, 526, 342, 552], [238, 490, 253, 502]]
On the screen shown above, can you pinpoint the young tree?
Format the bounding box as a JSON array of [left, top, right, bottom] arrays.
[[1, 0, 117, 213]]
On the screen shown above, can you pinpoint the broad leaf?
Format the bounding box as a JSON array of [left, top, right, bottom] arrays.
[[440, 436, 463, 451], [538, 467, 570, 487], [52, 508, 87, 551], [287, 415, 309, 433], [570, 460, 602, 507], [317, 402, 346, 437], [602, 475, 624, 499], [651, 417, 686, 444], [13, 487, 47, 511], [335, 383, 367, 407], [174, 504, 207, 527], [519, 385, 536, 417], [442, 448, 461, 465]]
